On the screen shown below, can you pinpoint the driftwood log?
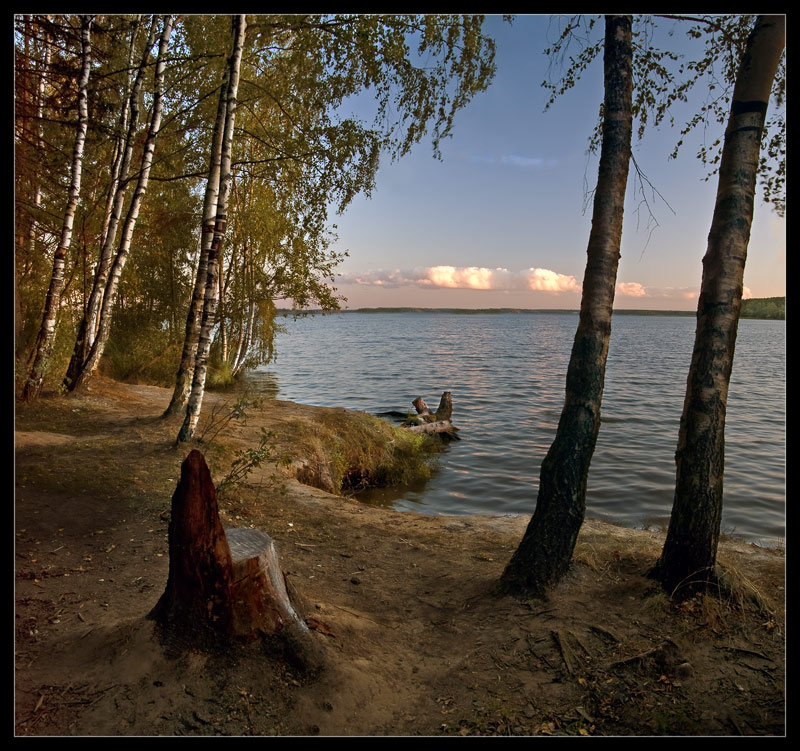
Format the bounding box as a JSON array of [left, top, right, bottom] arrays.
[[404, 391, 459, 439], [149, 450, 322, 670]]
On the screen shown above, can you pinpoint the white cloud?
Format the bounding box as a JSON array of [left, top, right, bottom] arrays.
[[617, 282, 647, 297], [339, 266, 580, 293]]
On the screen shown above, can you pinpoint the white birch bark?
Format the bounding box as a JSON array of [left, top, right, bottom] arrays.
[[179, 15, 247, 442], [96, 15, 143, 287], [22, 15, 93, 401], [163, 60, 232, 417], [71, 15, 175, 392], [64, 15, 154, 387], [26, 26, 51, 260]]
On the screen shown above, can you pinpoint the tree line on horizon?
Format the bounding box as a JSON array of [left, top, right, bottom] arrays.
[[15, 14, 784, 605], [276, 297, 785, 319], [740, 296, 785, 319]]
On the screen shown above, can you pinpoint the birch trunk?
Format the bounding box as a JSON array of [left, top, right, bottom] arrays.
[[218, 249, 228, 364], [18, 23, 51, 360], [93, 15, 143, 297], [22, 15, 93, 401], [231, 299, 256, 377], [162, 66, 232, 417], [179, 15, 247, 442], [26, 26, 50, 265], [70, 15, 174, 392], [498, 15, 633, 598], [63, 15, 153, 388], [652, 15, 785, 598]]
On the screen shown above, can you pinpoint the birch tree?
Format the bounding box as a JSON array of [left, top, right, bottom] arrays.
[[650, 15, 786, 597], [21, 15, 93, 401], [15, 16, 51, 359], [178, 15, 247, 442], [70, 15, 175, 392], [162, 60, 232, 416], [63, 15, 150, 388], [497, 15, 634, 597], [165, 14, 496, 428]]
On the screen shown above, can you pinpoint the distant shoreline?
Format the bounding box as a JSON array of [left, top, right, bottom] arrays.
[[277, 299, 785, 321]]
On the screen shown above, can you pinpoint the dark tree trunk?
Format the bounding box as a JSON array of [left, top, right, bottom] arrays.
[[149, 450, 234, 644], [651, 15, 785, 598], [497, 15, 633, 599]]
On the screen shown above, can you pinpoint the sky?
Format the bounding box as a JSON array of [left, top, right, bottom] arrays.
[[326, 15, 785, 311]]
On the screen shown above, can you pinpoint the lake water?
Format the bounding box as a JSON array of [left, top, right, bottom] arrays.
[[245, 312, 785, 547]]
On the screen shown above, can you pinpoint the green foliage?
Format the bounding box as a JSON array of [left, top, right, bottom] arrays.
[[16, 14, 498, 388], [101, 323, 181, 386], [216, 427, 288, 499], [740, 296, 785, 320], [541, 14, 785, 215], [198, 394, 264, 445], [286, 410, 441, 495]]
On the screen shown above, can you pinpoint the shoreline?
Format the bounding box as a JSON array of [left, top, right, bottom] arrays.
[[15, 377, 786, 736]]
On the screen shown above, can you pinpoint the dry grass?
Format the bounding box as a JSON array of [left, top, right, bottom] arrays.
[[279, 409, 441, 495]]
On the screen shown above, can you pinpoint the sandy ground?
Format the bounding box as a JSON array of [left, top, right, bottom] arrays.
[[14, 377, 785, 736]]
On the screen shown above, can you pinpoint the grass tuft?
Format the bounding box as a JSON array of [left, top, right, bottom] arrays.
[[285, 409, 442, 495]]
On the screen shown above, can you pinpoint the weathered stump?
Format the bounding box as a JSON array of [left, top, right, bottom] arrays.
[[149, 450, 235, 642], [227, 527, 308, 639], [149, 450, 322, 670], [406, 391, 459, 439]]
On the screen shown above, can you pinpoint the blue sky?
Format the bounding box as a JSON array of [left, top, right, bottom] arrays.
[[328, 15, 785, 310]]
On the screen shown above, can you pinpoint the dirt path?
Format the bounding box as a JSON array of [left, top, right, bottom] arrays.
[[14, 378, 785, 736]]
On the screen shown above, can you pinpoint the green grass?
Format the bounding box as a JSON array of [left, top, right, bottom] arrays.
[[284, 409, 441, 495]]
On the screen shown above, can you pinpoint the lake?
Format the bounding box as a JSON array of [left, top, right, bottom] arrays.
[[245, 312, 785, 547]]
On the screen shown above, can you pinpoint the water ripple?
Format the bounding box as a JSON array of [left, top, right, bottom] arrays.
[[248, 313, 785, 546]]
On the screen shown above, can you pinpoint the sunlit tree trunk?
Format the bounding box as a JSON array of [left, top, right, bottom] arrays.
[[651, 15, 785, 598], [497, 15, 633, 598], [179, 15, 247, 442], [21, 15, 93, 401], [162, 64, 232, 417], [70, 15, 174, 392], [63, 15, 152, 388], [231, 299, 256, 377], [218, 249, 228, 364], [92, 15, 143, 302]]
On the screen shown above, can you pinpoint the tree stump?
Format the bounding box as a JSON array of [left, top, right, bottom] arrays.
[[406, 392, 459, 439], [149, 450, 321, 669], [149, 450, 234, 643]]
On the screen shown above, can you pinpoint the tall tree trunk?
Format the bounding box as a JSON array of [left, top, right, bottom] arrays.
[[70, 15, 174, 392], [162, 66, 232, 417], [497, 15, 633, 598], [17, 19, 51, 361], [21, 15, 93, 401], [63, 15, 153, 389], [651, 15, 785, 598], [218, 248, 228, 364], [178, 15, 247, 442], [231, 299, 256, 377]]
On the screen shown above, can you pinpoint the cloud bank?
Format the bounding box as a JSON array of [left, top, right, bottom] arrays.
[[339, 266, 581, 293], [338, 267, 744, 305]]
